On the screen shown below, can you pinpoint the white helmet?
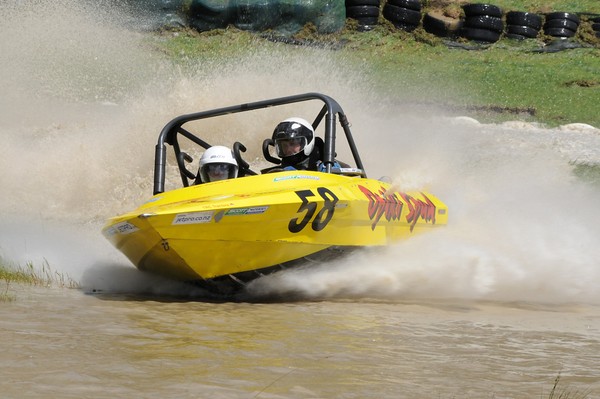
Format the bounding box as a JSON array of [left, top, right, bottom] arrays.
[[199, 146, 238, 183], [272, 117, 315, 164]]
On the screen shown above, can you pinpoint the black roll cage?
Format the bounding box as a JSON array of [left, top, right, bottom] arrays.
[[153, 92, 365, 195]]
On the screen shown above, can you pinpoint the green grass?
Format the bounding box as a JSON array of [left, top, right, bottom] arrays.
[[345, 29, 600, 126], [572, 162, 600, 186]]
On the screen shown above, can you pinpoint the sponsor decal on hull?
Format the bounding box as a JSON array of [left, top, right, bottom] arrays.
[[104, 221, 139, 236], [273, 175, 320, 182], [172, 211, 214, 225], [358, 185, 436, 231], [225, 206, 269, 216]]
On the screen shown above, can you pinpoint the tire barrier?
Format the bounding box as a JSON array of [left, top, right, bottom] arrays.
[[543, 12, 580, 38], [125, 0, 598, 44], [188, 1, 233, 32], [504, 11, 542, 40], [345, 0, 381, 31], [382, 0, 422, 32], [346, 1, 598, 48], [188, 0, 346, 35], [460, 3, 503, 43]]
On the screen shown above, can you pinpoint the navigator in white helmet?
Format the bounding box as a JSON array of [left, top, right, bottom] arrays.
[[198, 146, 238, 183]]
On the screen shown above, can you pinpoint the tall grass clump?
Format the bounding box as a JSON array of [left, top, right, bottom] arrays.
[[0, 256, 78, 302], [545, 373, 591, 399]]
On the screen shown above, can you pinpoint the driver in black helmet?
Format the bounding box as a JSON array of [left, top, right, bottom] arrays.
[[268, 116, 348, 173], [261, 117, 350, 173], [272, 117, 316, 170], [271, 116, 347, 173]]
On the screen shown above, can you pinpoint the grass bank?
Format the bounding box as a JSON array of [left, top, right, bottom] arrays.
[[152, 0, 600, 128], [342, 28, 600, 127]]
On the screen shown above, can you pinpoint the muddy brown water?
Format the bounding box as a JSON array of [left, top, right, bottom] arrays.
[[2, 285, 599, 398]]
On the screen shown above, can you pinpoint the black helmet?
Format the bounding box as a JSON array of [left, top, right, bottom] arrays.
[[272, 117, 315, 165]]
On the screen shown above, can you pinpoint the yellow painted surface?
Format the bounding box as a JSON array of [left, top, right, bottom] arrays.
[[102, 171, 448, 280]]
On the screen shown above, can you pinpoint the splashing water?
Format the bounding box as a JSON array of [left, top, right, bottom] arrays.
[[245, 117, 600, 304], [1, 0, 599, 304]]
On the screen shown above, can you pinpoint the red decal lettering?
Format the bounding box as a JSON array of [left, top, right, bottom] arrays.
[[400, 193, 437, 232], [358, 185, 403, 230]]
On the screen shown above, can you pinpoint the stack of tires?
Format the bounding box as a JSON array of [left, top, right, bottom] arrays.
[[593, 17, 600, 38], [460, 3, 504, 43], [504, 11, 542, 40], [382, 0, 422, 32], [189, 0, 346, 34], [345, 0, 381, 31], [188, 1, 232, 32], [543, 12, 580, 38]]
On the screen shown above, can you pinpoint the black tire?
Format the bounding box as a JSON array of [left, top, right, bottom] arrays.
[[462, 3, 503, 18], [544, 27, 577, 37], [355, 16, 379, 25], [592, 23, 600, 32], [346, 0, 380, 6], [386, 0, 421, 12], [543, 19, 579, 31], [347, 5, 380, 18], [505, 11, 542, 30], [545, 12, 580, 25], [505, 33, 528, 40], [391, 22, 419, 32], [506, 24, 539, 38], [422, 11, 462, 37], [423, 22, 448, 37], [357, 24, 377, 31], [461, 27, 501, 42], [383, 4, 421, 25], [188, 1, 232, 31], [464, 15, 504, 32], [591, 16, 600, 23]]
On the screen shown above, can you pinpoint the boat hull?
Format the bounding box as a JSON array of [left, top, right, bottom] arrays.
[[102, 171, 447, 287]]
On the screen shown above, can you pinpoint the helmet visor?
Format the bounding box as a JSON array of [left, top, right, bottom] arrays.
[[201, 163, 238, 182], [275, 137, 306, 158]]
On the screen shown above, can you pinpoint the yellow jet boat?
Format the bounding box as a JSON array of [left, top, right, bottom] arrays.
[[102, 93, 448, 294]]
